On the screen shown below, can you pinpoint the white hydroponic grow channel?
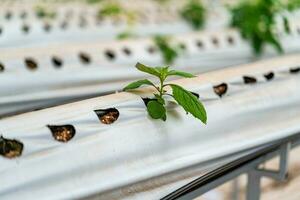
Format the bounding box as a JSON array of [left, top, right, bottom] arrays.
[[0, 54, 299, 199]]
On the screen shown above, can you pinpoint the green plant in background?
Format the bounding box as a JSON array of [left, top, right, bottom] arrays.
[[117, 31, 137, 40], [98, 2, 123, 17], [123, 63, 207, 124], [35, 6, 56, 19], [153, 35, 183, 65], [86, 0, 104, 4], [180, 0, 206, 30], [286, 0, 300, 11], [230, 0, 300, 55], [97, 2, 137, 25]]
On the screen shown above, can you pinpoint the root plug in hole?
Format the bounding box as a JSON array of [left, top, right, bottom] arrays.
[[47, 125, 76, 142], [24, 58, 38, 71], [213, 83, 228, 97], [0, 136, 23, 159], [94, 108, 119, 124]]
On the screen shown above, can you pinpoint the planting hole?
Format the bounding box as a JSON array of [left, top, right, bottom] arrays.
[[264, 72, 275, 81], [5, 11, 12, 20], [213, 83, 228, 97], [0, 62, 5, 72], [147, 46, 156, 54], [0, 136, 23, 159], [243, 76, 257, 84], [227, 36, 235, 45], [94, 108, 120, 124], [47, 125, 76, 142], [43, 23, 52, 32], [196, 40, 204, 48], [290, 67, 300, 74], [105, 50, 116, 60], [212, 37, 219, 46], [79, 52, 91, 64], [122, 47, 132, 56], [51, 56, 63, 68], [22, 24, 30, 34], [25, 58, 38, 71], [20, 11, 27, 19]]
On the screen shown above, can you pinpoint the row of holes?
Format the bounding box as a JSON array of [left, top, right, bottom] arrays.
[[0, 14, 178, 35], [0, 36, 238, 72], [1, 21, 300, 37], [2, 66, 299, 159], [0, 7, 177, 22]]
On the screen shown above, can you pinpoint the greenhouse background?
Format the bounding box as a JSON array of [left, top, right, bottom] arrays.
[[1, 0, 300, 199]]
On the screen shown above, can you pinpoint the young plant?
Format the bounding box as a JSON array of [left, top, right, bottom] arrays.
[[286, 0, 300, 11], [229, 0, 294, 55], [117, 31, 137, 40], [98, 2, 123, 18], [35, 6, 56, 19], [153, 35, 182, 65], [123, 63, 207, 124], [180, 0, 206, 30], [97, 2, 136, 26]]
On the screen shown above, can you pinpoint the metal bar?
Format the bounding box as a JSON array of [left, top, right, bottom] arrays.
[[162, 148, 279, 200], [231, 178, 239, 200], [246, 170, 261, 200], [162, 133, 300, 200]]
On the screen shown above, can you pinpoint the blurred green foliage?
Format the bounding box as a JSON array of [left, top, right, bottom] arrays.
[[230, 0, 300, 55], [35, 6, 56, 19], [153, 36, 179, 65], [180, 0, 205, 30]]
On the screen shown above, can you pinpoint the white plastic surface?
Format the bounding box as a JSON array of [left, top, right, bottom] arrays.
[[0, 54, 300, 199]]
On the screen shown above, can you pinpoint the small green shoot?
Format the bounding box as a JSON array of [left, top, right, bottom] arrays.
[[98, 2, 123, 17], [117, 31, 137, 40], [153, 35, 182, 65], [180, 0, 206, 30], [97, 2, 137, 25], [35, 6, 56, 19], [123, 63, 207, 124]]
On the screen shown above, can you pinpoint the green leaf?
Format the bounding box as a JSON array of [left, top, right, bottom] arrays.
[[168, 70, 196, 78], [170, 84, 207, 124], [155, 66, 169, 81], [123, 79, 154, 91], [154, 94, 165, 105], [135, 63, 161, 78], [146, 100, 166, 121]]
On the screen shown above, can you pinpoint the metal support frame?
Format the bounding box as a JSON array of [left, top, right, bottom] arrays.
[[246, 142, 290, 200], [161, 134, 300, 200]]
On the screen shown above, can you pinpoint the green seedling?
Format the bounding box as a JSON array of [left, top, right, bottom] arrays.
[[123, 63, 207, 124]]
